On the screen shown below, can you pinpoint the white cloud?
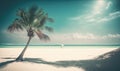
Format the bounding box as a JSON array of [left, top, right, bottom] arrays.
[[71, 33, 120, 40], [50, 33, 120, 44], [2, 30, 120, 44], [69, 10, 120, 24], [68, 1, 118, 24], [98, 11, 120, 23], [109, 11, 120, 16], [72, 33, 96, 40], [103, 34, 120, 39]]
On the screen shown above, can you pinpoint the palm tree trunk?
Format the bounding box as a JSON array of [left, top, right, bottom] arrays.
[[16, 37, 32, 61]]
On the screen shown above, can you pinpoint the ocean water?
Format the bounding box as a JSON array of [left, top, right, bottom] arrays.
[[0, 45, 120, 48]]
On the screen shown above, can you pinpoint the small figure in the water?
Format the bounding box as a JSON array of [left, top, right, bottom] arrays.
[[61, 44, 64, 48]]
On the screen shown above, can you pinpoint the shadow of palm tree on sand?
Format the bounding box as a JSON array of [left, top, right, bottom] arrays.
[[0, 48, 120, 71], [0, 60, 15, 68]]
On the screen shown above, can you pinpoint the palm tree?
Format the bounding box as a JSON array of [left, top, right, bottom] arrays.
[[8, 5, 54, 61]]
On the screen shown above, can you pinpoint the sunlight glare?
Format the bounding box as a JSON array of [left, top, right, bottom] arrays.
[[34, 18, 38, 23], [94, 0, 106, 14]]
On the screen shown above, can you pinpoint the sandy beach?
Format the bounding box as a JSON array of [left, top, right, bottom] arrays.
[[0, 47, 118, 71]]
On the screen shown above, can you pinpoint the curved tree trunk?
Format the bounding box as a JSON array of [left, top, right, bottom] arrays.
[[16, 37, 32, 61]]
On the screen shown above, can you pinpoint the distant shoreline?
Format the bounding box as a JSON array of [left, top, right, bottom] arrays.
[[0, 45, 120, 48], [0, 44, 120, 46]]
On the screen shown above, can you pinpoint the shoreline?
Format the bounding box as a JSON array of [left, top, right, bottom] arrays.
[[0, 45, 120, 48]]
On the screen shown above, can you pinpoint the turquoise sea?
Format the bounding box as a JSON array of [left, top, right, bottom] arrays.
[[0, 45, 120, 48]]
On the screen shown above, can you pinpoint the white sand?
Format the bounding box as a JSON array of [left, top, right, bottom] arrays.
[[0, 47, 117, 71]]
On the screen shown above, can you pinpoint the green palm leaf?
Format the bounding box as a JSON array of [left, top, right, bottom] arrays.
[[8, 19, 23, 32], [35, 30, 50, 41], [45, 26, 53, 32]]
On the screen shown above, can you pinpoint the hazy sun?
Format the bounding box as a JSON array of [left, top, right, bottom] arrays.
[[94, 0, 106, 14]]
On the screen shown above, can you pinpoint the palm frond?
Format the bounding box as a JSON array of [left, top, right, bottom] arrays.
[[32, 13, 45, 28], [28, 5, 38, 24], [29, 5, 38, 16], [38, 13, 54, 28], [47, 18, 54, 23], [39, 15, 47, 27], [17, 19, 26, 28], [42, 34, 50, 41], [8, 19, 23, 32], [44, 13, 54, 23], [16, 8, 23, 16], [16, 8, 29, 25], [35, 30, 50, 41], [45, 26, 53, 32], [34, 8, 44, 19]]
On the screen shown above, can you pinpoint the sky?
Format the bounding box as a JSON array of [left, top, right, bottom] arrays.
[[0, 0, 120, 45]]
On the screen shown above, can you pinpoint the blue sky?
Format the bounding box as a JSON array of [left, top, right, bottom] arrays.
[[0, 0, 120, 45]]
